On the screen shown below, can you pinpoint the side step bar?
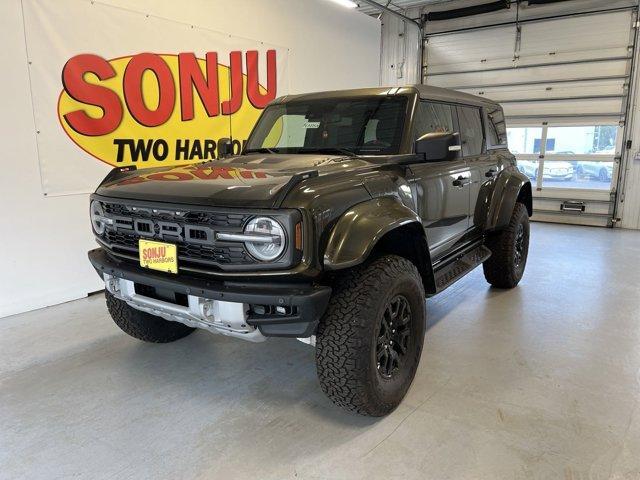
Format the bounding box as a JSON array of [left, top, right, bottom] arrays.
[[432, 244, 492, 294]]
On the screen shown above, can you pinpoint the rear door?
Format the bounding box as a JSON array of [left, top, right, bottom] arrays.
[[409, 101, 472, 257], [458, 105, 498, 229]]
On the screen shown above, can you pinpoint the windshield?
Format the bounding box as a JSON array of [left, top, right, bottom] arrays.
[[244, 96, 408, 156]]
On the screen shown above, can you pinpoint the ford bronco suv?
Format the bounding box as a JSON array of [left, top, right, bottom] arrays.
[[88, 85, 532, 416]]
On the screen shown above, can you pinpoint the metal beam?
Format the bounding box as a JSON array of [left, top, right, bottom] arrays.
[[506, 112, 622, 119], [449, 75, 630, 91], [357, 0, 421, 28], [358, 0, 424, 84], [498, 94, 624, 104], [428, 56, 632, 77], [425, 5, 637, 37]]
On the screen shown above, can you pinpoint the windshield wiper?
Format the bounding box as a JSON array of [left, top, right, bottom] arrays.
[[299, 147, 358, 157], [243, 147, 279, 154]]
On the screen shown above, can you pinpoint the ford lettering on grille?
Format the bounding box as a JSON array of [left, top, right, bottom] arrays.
[[99, 202, 255, 267]]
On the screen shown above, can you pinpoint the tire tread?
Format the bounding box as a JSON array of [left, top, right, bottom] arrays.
[[315, 255, 425, 416], [482, 202, 529, 288]]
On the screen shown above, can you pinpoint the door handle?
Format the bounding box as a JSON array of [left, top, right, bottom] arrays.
[[452, 176, 466, 187], [485, 169, 497, 178]]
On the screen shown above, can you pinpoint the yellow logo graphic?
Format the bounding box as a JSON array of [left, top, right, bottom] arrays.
[[58, 51, 277, 167]]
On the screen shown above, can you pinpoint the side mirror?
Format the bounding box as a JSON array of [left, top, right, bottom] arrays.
[[218, 138, 234, 158], [415, 132, 461, 162]]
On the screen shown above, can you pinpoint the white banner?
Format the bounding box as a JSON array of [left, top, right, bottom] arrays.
[[23, 0, 289, 195]]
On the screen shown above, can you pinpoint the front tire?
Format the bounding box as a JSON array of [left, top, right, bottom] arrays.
[[106, 291, 195, 343], [483, 202, 530, 289], [315, 255, 426, 416]]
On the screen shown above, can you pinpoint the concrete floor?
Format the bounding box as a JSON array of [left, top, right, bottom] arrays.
[[1, 223, 640, 480]]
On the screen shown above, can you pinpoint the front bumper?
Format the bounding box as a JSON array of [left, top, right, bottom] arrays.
[[88, 248, 331, 338]]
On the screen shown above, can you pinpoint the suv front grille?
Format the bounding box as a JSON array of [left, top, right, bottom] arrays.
[[104, 203, 248, 229], [99, 201, 256, 269]]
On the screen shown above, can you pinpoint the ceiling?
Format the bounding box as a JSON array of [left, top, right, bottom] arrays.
[[356, 0, 456, 15]]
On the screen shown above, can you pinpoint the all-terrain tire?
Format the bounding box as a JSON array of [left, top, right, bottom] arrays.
[[482, 202, 530, 289], [106, 291, 195, 343], [315, 255, 426, 416]]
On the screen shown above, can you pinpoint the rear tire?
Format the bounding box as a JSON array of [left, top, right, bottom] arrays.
[[106, 291, 195, 343], [315, 255, 426, 416], [483, 202, 530, 289]]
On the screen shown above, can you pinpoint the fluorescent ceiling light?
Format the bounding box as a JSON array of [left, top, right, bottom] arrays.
[[328, 0, 358, 8]]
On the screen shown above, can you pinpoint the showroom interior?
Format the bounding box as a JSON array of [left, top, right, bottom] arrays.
[[2, 0, 640, 478]]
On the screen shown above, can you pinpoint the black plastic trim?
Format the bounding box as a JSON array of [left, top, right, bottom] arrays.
[[88, 248, 331, 337]]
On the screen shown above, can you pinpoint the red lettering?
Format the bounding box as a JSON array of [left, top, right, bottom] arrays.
[[123, 53, 175, 127], [192, 167, 234, 180], [143, 248, 148, 260], [246, 50, 277, 108], [62, 54, 123, 136], [221, 51, 243, 115], [178, 52, 219, 121], [146, 172, 193, 181]]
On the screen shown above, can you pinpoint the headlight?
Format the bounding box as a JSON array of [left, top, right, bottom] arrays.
[[244, 217, 286, 261], [90, 200, 107, 235]]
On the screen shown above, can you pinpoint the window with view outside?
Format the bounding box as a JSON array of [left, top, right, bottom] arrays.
[[507, 125, 618, 191], [506, 127, 543, 154], [244, 97, 408, 156], [545, 126, 618, 155]]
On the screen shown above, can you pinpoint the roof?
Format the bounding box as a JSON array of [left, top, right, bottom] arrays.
[[274, 85, 500, 108]]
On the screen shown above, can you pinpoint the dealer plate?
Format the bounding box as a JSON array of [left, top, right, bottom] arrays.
[[139, 239, 178, 274]]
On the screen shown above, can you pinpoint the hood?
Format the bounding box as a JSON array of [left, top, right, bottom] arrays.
[[95, 153, 375, 207]]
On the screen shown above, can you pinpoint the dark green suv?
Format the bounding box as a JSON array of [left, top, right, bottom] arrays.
[[88, 85, 532, 416]]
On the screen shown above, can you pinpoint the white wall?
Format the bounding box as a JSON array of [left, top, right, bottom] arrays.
[[0, 0, 381, 318]]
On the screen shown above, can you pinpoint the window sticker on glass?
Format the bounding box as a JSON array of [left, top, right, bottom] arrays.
[[303, 121, 320, 129]]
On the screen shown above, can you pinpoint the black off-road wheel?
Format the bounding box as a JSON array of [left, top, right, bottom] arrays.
[[315, 255, 426, 416], [483, 202, 530, 288], [106, 291, 195, 343]]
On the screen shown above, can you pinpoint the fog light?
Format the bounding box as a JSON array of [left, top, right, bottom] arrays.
[[253, 305, 267, 315]]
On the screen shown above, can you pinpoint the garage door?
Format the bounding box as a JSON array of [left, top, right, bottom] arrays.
[[424, 1, 638, 226]]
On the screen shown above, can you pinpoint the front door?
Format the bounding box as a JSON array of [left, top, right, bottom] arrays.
[[409, 101, 471, 257]]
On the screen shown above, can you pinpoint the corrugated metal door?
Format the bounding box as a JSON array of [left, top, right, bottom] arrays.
[[424, 1, 638, 226]]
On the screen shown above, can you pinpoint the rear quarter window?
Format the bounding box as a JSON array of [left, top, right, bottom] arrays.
[[486, 105, 507, 147]]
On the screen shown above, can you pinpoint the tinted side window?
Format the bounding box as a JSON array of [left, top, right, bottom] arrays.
[[486, 105, 507, 146], [412, 102, 456, 143], [457, 106, 484, 156]]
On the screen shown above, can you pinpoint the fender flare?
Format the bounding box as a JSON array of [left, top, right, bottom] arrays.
[[479, 168, 532, 231], [323, 197, 423, 270]]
